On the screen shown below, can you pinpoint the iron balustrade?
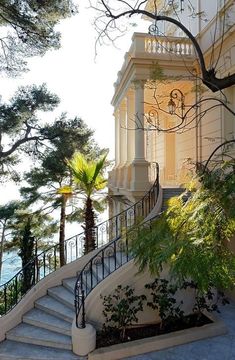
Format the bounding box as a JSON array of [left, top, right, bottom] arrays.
[[75, 165, 160, 328], [0, 164, 159, 316]]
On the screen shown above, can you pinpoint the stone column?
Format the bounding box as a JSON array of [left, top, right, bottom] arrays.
[[126, 90, 135, 163], [109, 109, 121, 189], [117, 101, 127, 188], [119, 101, 127, 166], [124, 90, 135, 189], [134, 82, 145, 161], [114, 109, 120, 167], [130, 81, 150, 192]]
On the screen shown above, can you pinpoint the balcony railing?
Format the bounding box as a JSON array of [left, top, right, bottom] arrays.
[[115, 33, 195, 87], [144, 35, 194, 56]]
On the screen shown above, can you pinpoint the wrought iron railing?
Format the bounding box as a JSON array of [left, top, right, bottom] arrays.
[[74, 215, 160, 328], [75, 165, 160, 327], [0, 164, 159, 316]]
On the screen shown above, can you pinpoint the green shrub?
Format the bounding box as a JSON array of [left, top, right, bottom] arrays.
[[101, 285, 146, 340], [145, 278, 184, 328]]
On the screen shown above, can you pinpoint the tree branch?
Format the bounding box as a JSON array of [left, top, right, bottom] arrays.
[[96, 3, 235, 92], [0, 135, 41, 159]]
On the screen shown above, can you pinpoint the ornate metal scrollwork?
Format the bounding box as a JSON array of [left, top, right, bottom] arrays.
[[148, 23, 160, 36], [104, 245, 115, 258], [93, 255, 103, 267], [67, 239, 76, 262], [116, 237, 126, 252], [97, 222, 108, 246]]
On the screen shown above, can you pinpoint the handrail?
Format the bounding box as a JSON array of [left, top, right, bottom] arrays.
[[0, 164, 159, 316], [75, 165, 160, 328]]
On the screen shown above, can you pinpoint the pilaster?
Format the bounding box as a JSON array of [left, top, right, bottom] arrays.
[[130, 81, 150, 192], [124, 90, 135, 189], [117, 100, 127, 188], [114, 109, 120, 167]]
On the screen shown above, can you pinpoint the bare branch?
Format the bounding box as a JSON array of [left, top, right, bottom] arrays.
[[91, 1, 235, 92]]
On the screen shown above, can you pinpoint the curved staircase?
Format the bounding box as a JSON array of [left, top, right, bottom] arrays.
[[0, 165, 186, 359], [0, 278, 82, 359]]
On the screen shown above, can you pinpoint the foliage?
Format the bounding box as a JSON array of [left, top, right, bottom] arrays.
[[0, 0, 77, 76], [145, 278, 229, 328], [0, 84, 60, 180], [0, 85, 101, 183], [0, 277, 23, 315], [8, 209, 57, 251], [101, 285, 146, 340], [149, 61, 165, 82], [18, 217, 35, 293], [20, 117, 94, 203], [67, 151, 108, 254], [68, 152, 108, 198], [131, 160, 235, 293], [145, 278, 184, 328], [181, 281, 230, 317], [20, 117, 99, 264], [3, 209, 58, 297], [0, 201, 23, 281]]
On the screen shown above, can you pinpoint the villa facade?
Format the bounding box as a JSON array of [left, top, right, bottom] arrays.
[[0, 1, 234, 358], [108, 0, 235, 215]]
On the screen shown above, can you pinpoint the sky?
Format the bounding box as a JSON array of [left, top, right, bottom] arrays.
[[0, 3, 149, 279], [0, 2, 148, 202]]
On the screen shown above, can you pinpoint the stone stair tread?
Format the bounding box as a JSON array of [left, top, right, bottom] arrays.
[[0, 340, 84, 360], [35, 295, 74, 322], [162, 188, 187, 211], [6, 323, 72, 350], [48, 286, 75, 309], [23, 308, 71, 335], [63, 277, 77, 293]]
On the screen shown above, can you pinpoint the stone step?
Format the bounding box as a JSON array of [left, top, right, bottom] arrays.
[[63, 277, 77, 294], [23, 308, 71, 336], [48, 286, 75, 310], [35, 295, 74, 323], [6, 323, 72, 350], [163, 190, 185, 196], [163, 188, 184, 191], [162, 188, 187, 211], [0, 340, 83, 360]]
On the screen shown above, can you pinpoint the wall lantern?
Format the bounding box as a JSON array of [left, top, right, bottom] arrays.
[[180, 0, 184, 12], [168, 0, 184, 12], [167, 98, 176, 114], [168, 88, 185, 117]]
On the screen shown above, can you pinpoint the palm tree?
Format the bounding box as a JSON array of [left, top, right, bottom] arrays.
[[67, 152, 107, 254]]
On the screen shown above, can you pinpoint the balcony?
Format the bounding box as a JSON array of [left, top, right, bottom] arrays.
[[114, 32, 195, 89]]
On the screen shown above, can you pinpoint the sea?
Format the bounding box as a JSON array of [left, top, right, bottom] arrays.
[[0, 210, 108, 287], [0, 250, 22, 286]]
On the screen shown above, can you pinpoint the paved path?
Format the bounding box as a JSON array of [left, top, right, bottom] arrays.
[[125, 302, 235, 360]]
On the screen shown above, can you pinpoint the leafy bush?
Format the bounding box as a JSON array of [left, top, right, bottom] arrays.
[[101, 285, 146, 340], [181, 281, 230, 320], [131, 160, 235, 293], [145, 278, 184, 328], [145, 278, 229, 328]]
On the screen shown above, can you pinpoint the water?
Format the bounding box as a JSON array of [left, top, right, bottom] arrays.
[[0, 210, 108, 286], [0, 251, 22, 286]]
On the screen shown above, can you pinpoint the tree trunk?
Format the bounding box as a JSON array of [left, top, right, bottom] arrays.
[[59, 195, 67, 266], [84, 197, 96, 254]]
